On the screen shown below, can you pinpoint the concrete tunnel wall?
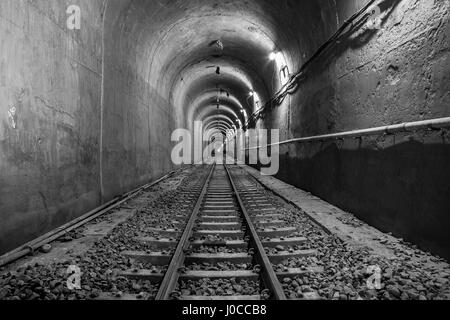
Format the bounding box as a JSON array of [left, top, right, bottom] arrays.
[[0, 0, 182, 254], [101, 0, 178, 202], [0, 0, 449, 262], [0, 0, 105, 254], [0, 0, 335, 254], [256, 0, 450, 260]]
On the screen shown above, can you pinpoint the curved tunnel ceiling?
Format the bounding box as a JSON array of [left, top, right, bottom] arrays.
[[203, 115, 235, 131], [191, 95, 246, 125], [173, 58, 270, 129], [108, 0, 338, 133], [199, 106, 242, 128]]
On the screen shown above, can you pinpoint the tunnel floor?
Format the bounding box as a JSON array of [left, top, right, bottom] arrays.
[[0, 165, 449, 301]]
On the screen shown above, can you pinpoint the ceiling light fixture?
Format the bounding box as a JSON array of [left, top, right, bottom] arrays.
[[269, 52, 278, 61]]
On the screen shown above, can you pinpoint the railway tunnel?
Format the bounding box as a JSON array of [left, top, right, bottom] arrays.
[[0, 0, 450, 302]]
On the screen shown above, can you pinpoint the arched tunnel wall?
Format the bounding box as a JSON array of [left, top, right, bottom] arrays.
[[0, 0, 333, 255], [256, 0, 450, 260], [0, 0, 183, 255], [0, 0, 449, 262], [101, 0, 178, 202]]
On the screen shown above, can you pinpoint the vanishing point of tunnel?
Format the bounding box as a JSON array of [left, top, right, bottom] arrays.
[[0, 0, 450, 303]]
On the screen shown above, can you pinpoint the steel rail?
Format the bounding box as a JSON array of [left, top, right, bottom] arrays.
[[156, 163, 216, 300], [0, 168, 185, 267], [236, 164, 333, 237], [224, 165, 287, 300]]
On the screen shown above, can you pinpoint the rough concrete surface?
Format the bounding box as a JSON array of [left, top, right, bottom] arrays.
[[0, 0, 449, 267], [1, 165, 193, 272], [242, 164, 450, 273], [259, 0, 450, 261], [0, 0, 105, 254]]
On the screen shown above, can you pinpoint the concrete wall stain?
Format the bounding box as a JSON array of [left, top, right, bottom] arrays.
[[259, 0, 450, 260], [0, 0, 103, 254]]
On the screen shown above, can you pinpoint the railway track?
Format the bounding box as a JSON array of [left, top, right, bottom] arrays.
[[102, 164, 321, 300], [2, 164, 449, 301]]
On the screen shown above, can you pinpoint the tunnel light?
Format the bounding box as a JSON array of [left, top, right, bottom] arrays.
[[280, 66, 290, 86], [269, 51, 284, 64], [270, 51, 290, 85], [269, 52, 278, 61], [253, 92, 261, 112]]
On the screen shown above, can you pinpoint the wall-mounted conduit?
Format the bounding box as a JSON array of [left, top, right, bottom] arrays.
[[244, 0, 377, 129], [245, 117, 450, 150]]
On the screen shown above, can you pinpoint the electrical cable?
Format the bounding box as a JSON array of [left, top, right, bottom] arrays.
[[245, 0, 377, 128]]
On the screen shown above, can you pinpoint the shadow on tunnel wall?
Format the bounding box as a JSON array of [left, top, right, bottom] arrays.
[[292, 0, 403, 83], [253, 0, 450, 261], [271, 137, 450, 262]]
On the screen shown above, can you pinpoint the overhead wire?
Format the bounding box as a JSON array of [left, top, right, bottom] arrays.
[[244, 0, 377, 129]]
